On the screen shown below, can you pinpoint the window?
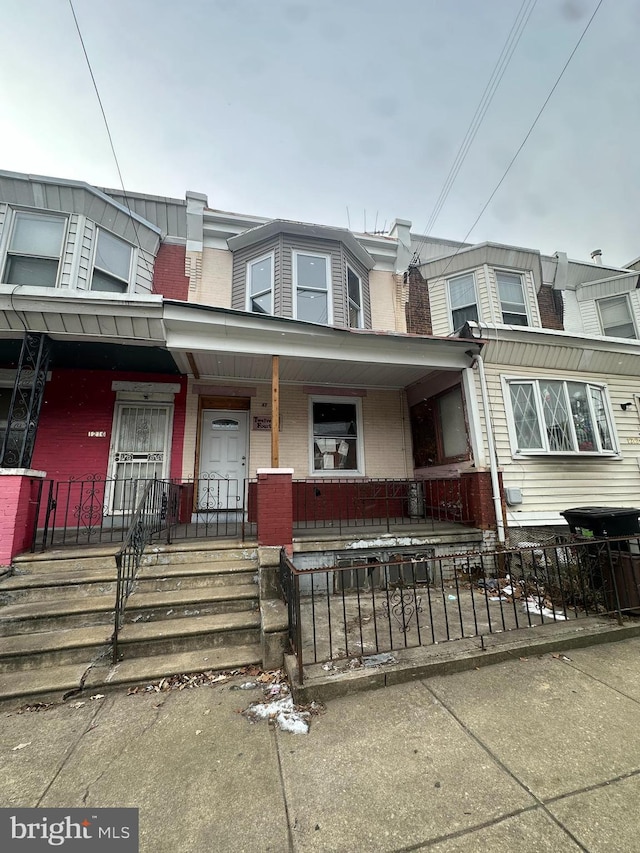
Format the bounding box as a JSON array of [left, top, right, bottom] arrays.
[[294, 252, 330, 323], [311, 398, 362, 473], [448, 273, 478, 330], [91, 228, 133, 293], [246, 253, 274, 314], [506, 378, 616, 455], [3, 211, 66, 287], [496, 271, 528, 326], [347, 265, 363, 328], [598, 295, 636, 339], [410, 386, 469, 467]]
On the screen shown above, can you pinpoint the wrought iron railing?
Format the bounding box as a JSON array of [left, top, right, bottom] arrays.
[[279, 536, 639, 683], [31, 475, 255, 552], [292, 477, 471, 533], [112, 479, 180, 663]]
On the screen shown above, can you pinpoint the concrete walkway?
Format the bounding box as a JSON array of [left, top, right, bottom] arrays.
[[3, 638, 640, 852]]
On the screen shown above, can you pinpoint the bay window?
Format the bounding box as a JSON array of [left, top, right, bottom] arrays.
[[246, 253, 274, 314], [347, 265, 363, 328], [294, 251, 330, 324], [91, 228, 133, 293], [3, 211, 66, 287], [496, 271, 528, 326], [448, 273, 478, 331], [506, 378, 616, 455]]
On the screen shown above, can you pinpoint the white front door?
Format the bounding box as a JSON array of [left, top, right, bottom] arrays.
[[198, 410, 248, 510]]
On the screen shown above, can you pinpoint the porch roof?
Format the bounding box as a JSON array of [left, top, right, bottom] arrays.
[[163, 301, 483, 388]]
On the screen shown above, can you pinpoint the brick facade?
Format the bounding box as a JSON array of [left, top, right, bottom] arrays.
[[460, 470, 504, 531], [0, 472, 44, 566], [256, 470, 293, 547], [152, 243, 190, 300], [536, 284, 564, 330], [405, 265, 433, 335]]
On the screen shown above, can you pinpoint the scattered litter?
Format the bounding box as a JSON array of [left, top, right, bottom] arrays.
[[321, 663, 335, 672], [242, 695, 325, 734], [502, 586, 515, 596], [89, 694, 105, 701], [195, 730, 202, 735], [489, 596, 508, 602], [519, 657, 529, 662], [203, 709, 211, 715], [14, 702, 54, 714], [362, 652, 397, 668], [126, 666, 285, 695], [522, 600, 567, 621], [12, 742, 31, 751], [552, 653, 572, 662], [447, 594, 458, 601], [69, 701, 86, 709], [477, 578, 499, 590], [230, 682, 260, 691]]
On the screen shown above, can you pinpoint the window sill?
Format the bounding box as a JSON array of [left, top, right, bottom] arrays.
[[513, 451, 621, 460]]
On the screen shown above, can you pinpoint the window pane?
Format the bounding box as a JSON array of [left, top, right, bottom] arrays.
[[95, 230, 132, 281], [298, 289, 328, 323], [4, 256, 58, 287], [349, 303, 361, 327], [439, 387, 467, 457], [452, 304, 478, 329], [510, 383, 543, 449], [541, 381, 572, 451], [251, 291, 272, 313], [11, 213, 65, 257], [296, 254, 327, 289], [313, 401, 358, 471], [589, 387, 613, 450], [567, 382, 597, 451], [449, 274, 475, 309], [347, 267, 361, 305], [250, 257, 272, 294], [600, 296, 635, 338], [91, 269, 128, 293]]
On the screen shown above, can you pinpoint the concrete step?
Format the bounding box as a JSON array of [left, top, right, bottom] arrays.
[[13, 548, 120, 575], [0, 661, 92, 708], [135, 560, 258, 592], [125, 586, 258, 623], [0, 569, 117, 604], [85, 644, 262, 691], [0, 595, 115, 635], [141, 545, 258, 567], [115, 612, 261, 658], [0, 625, 111, 673]]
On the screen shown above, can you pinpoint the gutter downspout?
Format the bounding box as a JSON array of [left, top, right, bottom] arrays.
[[472, 352, 506, 545]]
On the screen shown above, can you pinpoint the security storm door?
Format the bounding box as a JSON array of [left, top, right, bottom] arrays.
[[198, 410, 248, 510], [109, 403, 172, 511]]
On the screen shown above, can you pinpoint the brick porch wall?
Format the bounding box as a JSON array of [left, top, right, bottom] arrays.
[[0, 471, 44, 566]]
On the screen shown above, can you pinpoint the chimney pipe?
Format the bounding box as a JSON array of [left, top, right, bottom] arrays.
[[591, 249, 602, 265]]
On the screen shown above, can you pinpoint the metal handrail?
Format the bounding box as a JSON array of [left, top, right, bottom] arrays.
[[111, 479, 179, 663]]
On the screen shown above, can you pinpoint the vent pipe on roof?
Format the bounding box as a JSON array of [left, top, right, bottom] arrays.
[[591, 249, 602, 265]]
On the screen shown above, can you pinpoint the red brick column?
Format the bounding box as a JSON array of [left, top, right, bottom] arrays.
[[0, 470, 46, 566], [256, 469, 293, 548], [460, 470, 504, 531]]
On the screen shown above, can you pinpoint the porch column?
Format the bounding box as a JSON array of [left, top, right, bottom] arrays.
[[271, 355, 279, 467], [256, 468, 293, 549], [0, 469, 46, 566]]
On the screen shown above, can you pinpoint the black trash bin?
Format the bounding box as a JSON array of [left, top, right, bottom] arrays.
[[561, 506, 640, 611]]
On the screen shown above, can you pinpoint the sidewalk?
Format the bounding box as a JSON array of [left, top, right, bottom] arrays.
[[3, 637, 640, 852]]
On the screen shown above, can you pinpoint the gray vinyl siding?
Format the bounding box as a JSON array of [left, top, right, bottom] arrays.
[[100, 191, 187, 239], [231, 232, 372, 328], [59, 214, 80, 287]]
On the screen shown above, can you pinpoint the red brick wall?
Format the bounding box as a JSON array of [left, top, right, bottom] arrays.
[[31, 369, 187, 482], [0, 474, 42, 565], [257, 472, 293, 547], [460, 470, 504, 530], [152, 243, 189, 300], [536, 285, 564, 330], [405, 266, 433, 335]]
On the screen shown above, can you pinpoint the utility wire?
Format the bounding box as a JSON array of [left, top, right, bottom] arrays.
[[412, 0, 537, 264], [434, 0, 604, 283], [67, 0, 156, 289]]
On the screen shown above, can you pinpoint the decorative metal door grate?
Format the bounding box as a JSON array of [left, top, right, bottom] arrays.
[[110, 404, 171, 512]]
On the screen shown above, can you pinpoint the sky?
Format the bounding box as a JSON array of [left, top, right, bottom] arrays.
[[1, 0, 638, 266]]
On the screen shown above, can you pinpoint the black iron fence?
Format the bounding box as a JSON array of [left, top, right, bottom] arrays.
[[292, 477, 472, 533], [279, 536, 640, 683], [112, 479, 179, 663], [31, 475, 255, 551]]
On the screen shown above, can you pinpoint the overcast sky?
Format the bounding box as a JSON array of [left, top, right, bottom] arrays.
[[1, 0, 638, 266]]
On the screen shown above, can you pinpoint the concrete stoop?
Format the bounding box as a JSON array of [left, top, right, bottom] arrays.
[[0, 542, 288, 709], [286, 616, 640, 704]]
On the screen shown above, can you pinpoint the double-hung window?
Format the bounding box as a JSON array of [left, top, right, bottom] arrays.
[[598, 295, 636, 339], [3, 211, 66, 287], [246, 253, 274, 314], [448, 273, 478, 331], [347, 265, 363, 328], [311, 398, 362, 473], [294, 251, 330, 324], [506, 378, 616, 455], [496, 271, 528, 325], [91, 228, 133, 293]]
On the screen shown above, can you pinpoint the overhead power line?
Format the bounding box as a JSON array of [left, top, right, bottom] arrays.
[[67, 0, 155, 288], [435, 0, 604, 283], [412, 0, 538, 263]]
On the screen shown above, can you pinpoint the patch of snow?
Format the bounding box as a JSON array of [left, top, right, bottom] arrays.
[[522, 599, 567, 621], [243, 696, 310, 735]]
